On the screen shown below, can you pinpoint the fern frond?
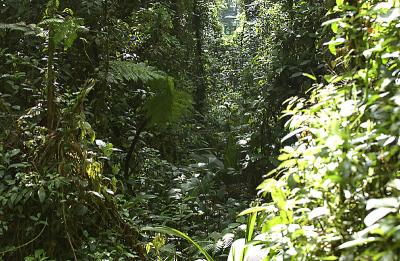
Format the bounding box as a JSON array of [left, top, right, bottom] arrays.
[[108, 61, 165, 83], [0, 22, 42, 35], [214, 240, 224, 254], [222, 233, 235, 249], [38, 18, 64, 26], [108, 61, 191, 127], [210, 233, 235, 255], [144, 77, 192, 128]]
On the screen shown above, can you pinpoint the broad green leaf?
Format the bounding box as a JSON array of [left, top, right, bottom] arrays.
[[238, 206, 275, 216], [88, 191, 104, 200], [290, 72, 303, 78], [336, 0, 344, 6], [325, 135, 344, 150], [338, 237, 378, 249], [281, 127, 306, 142], [377, 8, 400, 24], [38, 187, 46, 203], [388, 179, 400, 191], [366, 198, 400, 210], [246, 212, 257, 243], [324, 38, 346, 55], [321, 18, 342, 27], [308, 207, 329, 220], [262, 216, 285, 232], [8, 163, 29, 169], [9, 149, 20, 158], [319, 256, 338, 260], [302, 73, 317, 81], [331, 22, 339, 33], [271, 187, 286, 210], [257, 178, 277, 193], [364, 208, 394, 226], [278, 159, 297, 169]]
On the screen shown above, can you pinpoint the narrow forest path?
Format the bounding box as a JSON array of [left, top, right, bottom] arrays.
[[1, 0, 400, 260]]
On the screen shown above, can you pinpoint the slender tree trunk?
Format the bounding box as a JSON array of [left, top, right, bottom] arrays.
[[97, 0, 109, 111], [123, 119, 148, 180], [103, 0, 109, 91], [92, 0, 110, 130], [46, 7, 56, 131], [193, 0, 206, 114]]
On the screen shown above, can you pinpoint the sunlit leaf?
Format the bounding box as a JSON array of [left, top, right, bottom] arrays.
[[38, 187, 46, 203], [364, 208, 394, 226], [366, 198, 400, 210], [338, 237, 378, 249], [302, 73, 317, 81], [238, 206, 276, 216], [281, 127, 306, 142], [246, 212, 257, 243], [308, 207, 329, 220], [336, 0, 344, 6]]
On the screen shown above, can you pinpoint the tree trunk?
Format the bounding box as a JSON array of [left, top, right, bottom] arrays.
[[193, 0, 206, 115], [123, 119, 148, 180], [46, 5, 56, 131]]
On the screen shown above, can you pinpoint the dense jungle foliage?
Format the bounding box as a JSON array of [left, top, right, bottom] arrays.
[[0, 0, 399, 260]]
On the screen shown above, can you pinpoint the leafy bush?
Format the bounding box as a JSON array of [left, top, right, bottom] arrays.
[[237, 0, 400, 259]]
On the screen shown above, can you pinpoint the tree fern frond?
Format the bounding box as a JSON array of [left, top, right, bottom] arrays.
[[0, 22, 42, 35], [144, 77, 192, 128], [108, 61, 191, 127], [108, 61, 165, 84]]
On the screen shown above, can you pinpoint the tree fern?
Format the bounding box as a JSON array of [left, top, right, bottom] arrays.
[[109, 61, 192, 127], [117, 62, 192, 177]]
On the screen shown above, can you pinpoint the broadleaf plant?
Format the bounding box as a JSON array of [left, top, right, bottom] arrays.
[[232, 0, 400, 259]]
